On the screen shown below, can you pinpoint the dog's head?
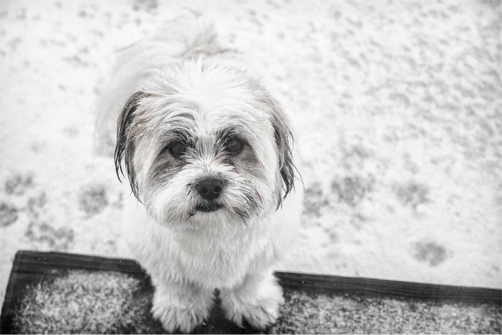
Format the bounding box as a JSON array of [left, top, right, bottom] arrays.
[[115, 61, 295, 229]]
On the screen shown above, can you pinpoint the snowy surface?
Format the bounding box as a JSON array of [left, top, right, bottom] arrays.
[[0, 0, 501, 307]]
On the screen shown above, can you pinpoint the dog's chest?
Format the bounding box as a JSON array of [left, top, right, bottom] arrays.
[[174, 227, 271, 286]]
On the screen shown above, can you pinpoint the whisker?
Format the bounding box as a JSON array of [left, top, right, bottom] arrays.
[[185, 211, 197, 221]]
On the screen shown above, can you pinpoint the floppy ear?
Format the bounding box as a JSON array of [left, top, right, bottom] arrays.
[[268, 98, 296, 207], [114, 91, 150, 201]]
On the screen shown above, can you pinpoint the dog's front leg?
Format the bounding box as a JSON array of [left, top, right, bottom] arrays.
[[151, 278, 214, 333], [219, 269, 284, 330]]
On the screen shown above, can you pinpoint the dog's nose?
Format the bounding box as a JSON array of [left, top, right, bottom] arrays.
[[196, 179, 223, 201]]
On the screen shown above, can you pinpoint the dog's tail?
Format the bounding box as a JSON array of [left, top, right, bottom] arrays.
[[94, 10, 221, 156], [115, 10, 222, 71]]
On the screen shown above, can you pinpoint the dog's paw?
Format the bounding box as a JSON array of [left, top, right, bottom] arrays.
[[151, 283, 213, 333], [220, 274, 284, 330], [223, 294, 283, 329], [152, 298, 209, 333]]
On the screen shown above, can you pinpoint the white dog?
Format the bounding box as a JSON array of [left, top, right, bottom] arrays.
[[95, 11, 302, 333]]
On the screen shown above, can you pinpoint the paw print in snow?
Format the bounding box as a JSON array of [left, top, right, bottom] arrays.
[[302, 182, 328, 218], [395, 182, 429, 209], [331, 176, 370, 207], [78, 184, 108, 216], [5, 173, 34, 196], [411, 241, 448, 267], [0, 202, 18, 227]]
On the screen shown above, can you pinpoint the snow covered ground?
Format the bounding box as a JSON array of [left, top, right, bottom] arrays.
[[0, 0, 501, 307]]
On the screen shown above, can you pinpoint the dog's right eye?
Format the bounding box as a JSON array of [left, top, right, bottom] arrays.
[[169, 141, 186, 159], [226, 138, 244, 156]]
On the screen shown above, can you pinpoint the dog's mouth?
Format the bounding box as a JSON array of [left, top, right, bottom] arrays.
[[195, 202, 223, 213]]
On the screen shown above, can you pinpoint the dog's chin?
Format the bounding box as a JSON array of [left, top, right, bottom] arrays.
[[151, 197, 266, 231], [195, 202, 223, 213]]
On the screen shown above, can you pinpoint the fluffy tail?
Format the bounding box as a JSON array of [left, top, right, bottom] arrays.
[[94, 10, 221, 156]]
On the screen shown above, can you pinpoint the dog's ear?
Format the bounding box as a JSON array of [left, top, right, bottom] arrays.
[[268, 98, 296, 207], [114, 91, 150, 201]]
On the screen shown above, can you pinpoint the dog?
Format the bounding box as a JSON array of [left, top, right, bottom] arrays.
[[95, 11, 302, 333]]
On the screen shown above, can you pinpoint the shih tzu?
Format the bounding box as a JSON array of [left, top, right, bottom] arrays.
[[95, 11, 302, 333]]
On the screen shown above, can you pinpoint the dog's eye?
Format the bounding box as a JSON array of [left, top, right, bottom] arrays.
[[226, 138, 244, 155], [169, 141, 186, 159]]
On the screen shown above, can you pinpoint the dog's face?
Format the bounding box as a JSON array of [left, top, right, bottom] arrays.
[[115, 61, 295, 230]]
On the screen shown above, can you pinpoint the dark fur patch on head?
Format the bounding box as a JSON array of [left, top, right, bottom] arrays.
[[146, 144, 188, 193], [114, 91, 151, 201]]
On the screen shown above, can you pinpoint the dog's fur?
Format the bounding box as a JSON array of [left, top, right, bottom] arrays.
[[95, 11, 301, 332]]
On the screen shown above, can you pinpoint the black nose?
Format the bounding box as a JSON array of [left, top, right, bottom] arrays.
[[196, 179, 223, 201]]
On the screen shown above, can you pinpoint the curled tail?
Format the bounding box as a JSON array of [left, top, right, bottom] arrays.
[[116, 10, 222, 69]]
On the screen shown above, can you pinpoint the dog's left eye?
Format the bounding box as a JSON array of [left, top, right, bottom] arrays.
[[226, 138, 244, 155], [169, 141, 186, 159]]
